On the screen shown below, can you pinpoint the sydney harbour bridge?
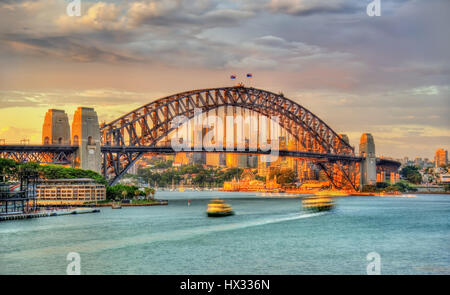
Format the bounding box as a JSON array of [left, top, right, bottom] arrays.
[[0, 86, 400, 190]]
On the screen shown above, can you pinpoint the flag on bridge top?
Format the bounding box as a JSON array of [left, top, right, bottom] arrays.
[[230, 75, 236, 79], [247, 73, 253, 78]]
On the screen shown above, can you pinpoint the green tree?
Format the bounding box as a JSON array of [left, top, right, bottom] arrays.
[[362, 185, 376, 192], [444, 183, 450, 192], [393, 181, 418, 192], [376, 182, 389, 189], [106, 184, 142, 200], [400, 166, 422, 184], [269, 168, 297, 185], [148, 188, 155, 200], [0, 158, 18, 182]]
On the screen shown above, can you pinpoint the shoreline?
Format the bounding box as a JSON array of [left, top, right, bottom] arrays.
[[404, 191, 450, 195], [94, 200, 168, 207]]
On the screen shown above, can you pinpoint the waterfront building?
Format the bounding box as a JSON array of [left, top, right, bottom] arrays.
[[440, 174, 450, 184], [222, 169, 281, 192], [0, 171, 38, 214], [165, 155, 175, 161], [434, 148, 448, 168], [0, 183, 34, 214], [35, 178, 106, 206], [174, 153, 191, 166]]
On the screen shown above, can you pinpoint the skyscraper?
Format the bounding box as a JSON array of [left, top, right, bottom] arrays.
[[434, 148, 448, 168]]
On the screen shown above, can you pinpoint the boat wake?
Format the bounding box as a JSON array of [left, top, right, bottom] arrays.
[[2, 212, 326, 259]]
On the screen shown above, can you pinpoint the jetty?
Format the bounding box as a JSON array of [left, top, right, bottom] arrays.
[[0, 208, 100, 222]]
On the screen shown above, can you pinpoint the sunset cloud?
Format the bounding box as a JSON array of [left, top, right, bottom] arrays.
[[0, 0, 448, 158]]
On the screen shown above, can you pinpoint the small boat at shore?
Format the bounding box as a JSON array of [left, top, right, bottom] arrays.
[[206, 199, 234, 217], [302, 196, 335, 212], [111, 202, 122, 209]]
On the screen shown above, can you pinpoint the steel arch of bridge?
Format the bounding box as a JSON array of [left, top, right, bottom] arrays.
[[101, 86, 359, 189]]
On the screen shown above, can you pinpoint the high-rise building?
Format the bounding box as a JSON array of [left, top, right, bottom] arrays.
[[257, 155, 269, 176], [226, 153, 245, 168], [414, 157, 424, 168], [192, 152, 206, 165], [247, 155, 258, 168], [206, 153, 225, 167], [435, 148, 448, 168]]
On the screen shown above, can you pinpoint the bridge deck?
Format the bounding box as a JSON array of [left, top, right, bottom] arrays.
[[0, 145, 78, 152], [0, 144, 363, 162], [100, 146, 363, 162]]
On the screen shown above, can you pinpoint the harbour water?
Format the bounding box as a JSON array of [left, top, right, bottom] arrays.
[[1, 192, 449, 274]]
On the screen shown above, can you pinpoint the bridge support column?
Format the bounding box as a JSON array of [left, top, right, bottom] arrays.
[[359, 133, 377, 187], [42, 109, 71, 145], [72, 107, 101, 174]]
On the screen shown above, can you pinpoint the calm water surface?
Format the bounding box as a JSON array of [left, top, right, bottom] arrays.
[[1, 192, 449, 274]]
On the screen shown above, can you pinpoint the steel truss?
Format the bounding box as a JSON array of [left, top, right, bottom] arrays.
[[100, 86, 359, 188], [0, 145, 77, 164]]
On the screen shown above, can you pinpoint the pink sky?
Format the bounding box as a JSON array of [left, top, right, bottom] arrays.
[[0, 0, 449, 159]]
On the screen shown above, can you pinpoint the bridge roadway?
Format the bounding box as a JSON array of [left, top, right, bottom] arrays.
[[0, 144, 404, 168], [0, 144, 78, 164], [0, 145, 78, 153], [0, 144, 363, 163], [101, 146, 363, 162]]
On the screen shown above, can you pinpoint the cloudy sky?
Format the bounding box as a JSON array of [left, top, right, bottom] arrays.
[[0, 0, 449, 159]]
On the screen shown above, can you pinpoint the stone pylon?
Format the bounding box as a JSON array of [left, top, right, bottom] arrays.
[[72, 107, 101, 173], [359, 133, 377, 186], [42, 109, 71, 145]]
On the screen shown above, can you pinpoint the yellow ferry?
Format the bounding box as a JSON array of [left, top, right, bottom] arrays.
[[206, 199, 235, 217], [302, 196, 335, 212], [314, 190, 348, 197]]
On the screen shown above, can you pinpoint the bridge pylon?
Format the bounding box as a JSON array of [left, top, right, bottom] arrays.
[[42, 109, 71, 145], [72, 107, 101, 173], [359, 133, 377, 187]]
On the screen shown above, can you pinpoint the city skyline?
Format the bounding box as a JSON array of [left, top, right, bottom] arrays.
[[0, 0, 449, 159]]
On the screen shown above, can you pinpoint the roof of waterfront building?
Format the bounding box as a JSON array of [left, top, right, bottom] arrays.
[[38, 178, 103, 184]]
